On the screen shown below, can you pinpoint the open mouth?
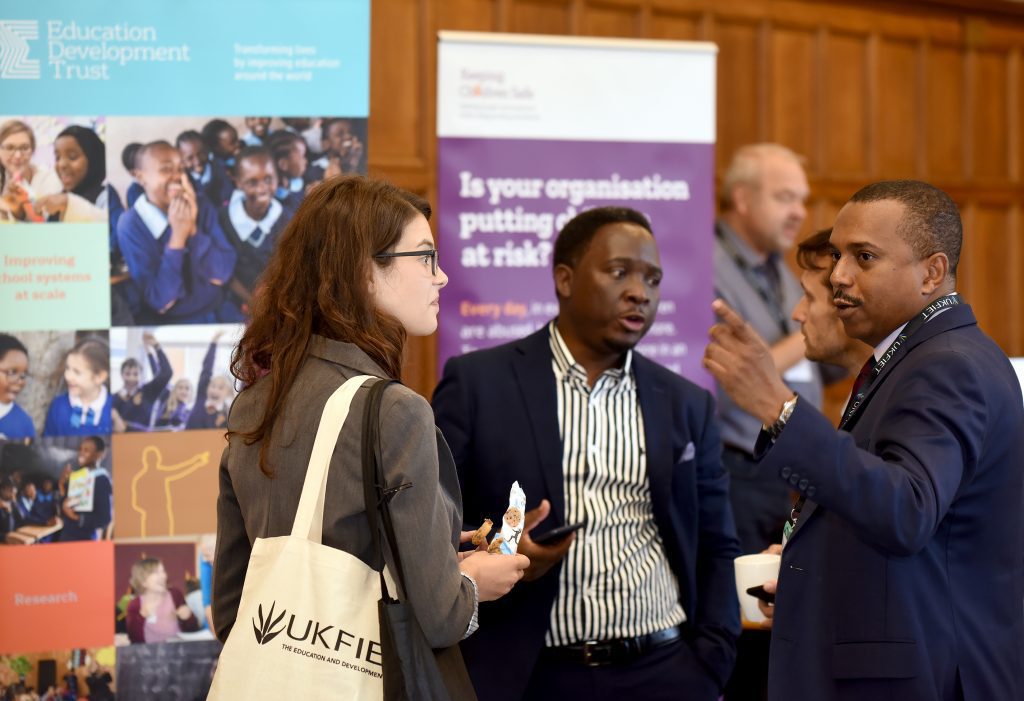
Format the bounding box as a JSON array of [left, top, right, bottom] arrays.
[[619, 312, 646, 332]]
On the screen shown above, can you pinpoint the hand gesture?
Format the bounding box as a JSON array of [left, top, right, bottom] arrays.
[[516, 499, 576, 582], [142, 331, 158, 348], [211, 329, 226, 343], [176, 604, 193, 620], [35, 193, 69, 218], [757, 580, 777, 627], [458, 550, 530, 602], [703, 299, 795, 426]]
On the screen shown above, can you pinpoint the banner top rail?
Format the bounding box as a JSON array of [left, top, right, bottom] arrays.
[[437, 30, 718, 54]]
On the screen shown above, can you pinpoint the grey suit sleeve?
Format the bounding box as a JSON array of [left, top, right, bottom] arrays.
[[212, 442, 251, 642], [376, 389, 476, 648]]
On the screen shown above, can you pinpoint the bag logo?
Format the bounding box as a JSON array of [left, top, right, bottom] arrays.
[[252, 601, 287, 645]]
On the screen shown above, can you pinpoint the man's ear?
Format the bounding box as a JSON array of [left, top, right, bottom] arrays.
[[732, 184, 751, 217], [554, 263, 574, 299], [920, 252, 951, 295]]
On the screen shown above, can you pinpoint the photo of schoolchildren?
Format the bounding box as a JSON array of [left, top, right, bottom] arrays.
[[0, 331, 110, 440], [308, 116, 367, 179], [111, 332, 172, 432], [0, 646, 117, 700], [176, 129, 233, 208], [0, 116, 109, 224], [219, 146, 294, 313], [43, 335, 112, 438], [113, 541, 214, 646], [109, 325, 239, 433], [239, 116, 271, 147], [0, 334, 35, 441], [0, 434, 114, 545], [106, 116, 365, 323]]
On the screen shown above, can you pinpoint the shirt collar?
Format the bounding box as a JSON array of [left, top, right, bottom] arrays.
[[69, 385, 108, 424], [133, 195, 169, 240], [0, 402, 12, 421], [872, 323, 907, 362], [871, 292, 959, 361], [548, 320, 632, 383], [228, 189, 283, 244]]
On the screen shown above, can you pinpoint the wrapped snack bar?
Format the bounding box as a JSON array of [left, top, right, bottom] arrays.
[[492, 481, 526, 555]]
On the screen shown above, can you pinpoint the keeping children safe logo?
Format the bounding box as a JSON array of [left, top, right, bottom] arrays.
[[0, 20, 40, 79]]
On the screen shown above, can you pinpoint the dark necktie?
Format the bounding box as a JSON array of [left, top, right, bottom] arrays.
[[850, 356, 876, 400]]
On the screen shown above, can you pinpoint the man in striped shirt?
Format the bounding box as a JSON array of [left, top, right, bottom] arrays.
[[434, 207, 742, 701]]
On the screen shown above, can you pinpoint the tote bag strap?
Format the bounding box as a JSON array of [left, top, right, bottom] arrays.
[[291, 374, 378, 542], [360, 378, 409, 601]]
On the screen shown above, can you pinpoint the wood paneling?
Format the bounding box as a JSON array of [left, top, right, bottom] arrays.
[[367, 0, 1024, 396]]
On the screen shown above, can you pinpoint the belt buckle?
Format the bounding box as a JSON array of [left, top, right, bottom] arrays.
[[581, 640, 611, 667]]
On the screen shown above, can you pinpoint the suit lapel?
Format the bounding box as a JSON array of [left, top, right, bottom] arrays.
[[510, 328, 567, 523], [634, 357, 674, 540], [788, 305, 977, 544]]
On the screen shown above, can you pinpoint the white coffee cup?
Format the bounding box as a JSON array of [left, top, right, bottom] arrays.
[[734, 553, 781, 624]]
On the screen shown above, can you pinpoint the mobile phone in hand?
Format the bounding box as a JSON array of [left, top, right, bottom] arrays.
[[746, 584, 776, 604], [532, 521, 585, 545]]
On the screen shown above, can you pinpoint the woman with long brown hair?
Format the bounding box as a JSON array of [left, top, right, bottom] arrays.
[[212, 176, 528, 697]]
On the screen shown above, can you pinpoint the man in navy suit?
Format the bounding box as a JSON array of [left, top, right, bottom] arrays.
[[433, 207, 742, 701], [704, 180, 1024, 701]]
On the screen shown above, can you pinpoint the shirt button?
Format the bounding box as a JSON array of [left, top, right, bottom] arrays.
[[780, 466, 792, 479], [798, 479, 809, 491], [806, 486, 817, 497], [789, 475, 800, 487]]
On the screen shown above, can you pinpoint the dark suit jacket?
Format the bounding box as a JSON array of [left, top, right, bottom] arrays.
[[433, 326, 742, 701], [758, 303, 1024, 701]]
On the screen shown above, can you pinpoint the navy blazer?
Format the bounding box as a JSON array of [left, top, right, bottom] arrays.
[[758, 304, 1024, 701], [433, 326, 741, 701]]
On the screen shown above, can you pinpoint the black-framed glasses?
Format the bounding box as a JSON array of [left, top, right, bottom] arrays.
[[374, 248, 439, 276]]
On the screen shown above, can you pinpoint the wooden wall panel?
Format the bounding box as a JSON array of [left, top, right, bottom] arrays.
[[648, 8, 702, 41], [971, 49, 1011, 180], [367, 0, 1024, 396], [876, 37, 921, 178], [511, 0, 573, 34], [582, 2, 643, 36], [925, 45, 966, 180], [770, 27, 816, 158], [823, 31, 868, 176], [963, 205, 1018, 350], [713, 19, 762, 171]]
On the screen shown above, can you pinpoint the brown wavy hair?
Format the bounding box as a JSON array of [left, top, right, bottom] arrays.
[[231, 175, 431, 476]]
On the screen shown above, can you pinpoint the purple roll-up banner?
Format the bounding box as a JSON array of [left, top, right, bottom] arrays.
[[437, 32, 717, 388]]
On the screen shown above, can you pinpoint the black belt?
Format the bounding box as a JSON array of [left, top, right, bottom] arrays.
[[542, 626, 682, 667]]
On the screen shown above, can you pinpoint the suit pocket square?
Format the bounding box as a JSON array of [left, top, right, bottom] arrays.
[[679, 442, 696, 463]]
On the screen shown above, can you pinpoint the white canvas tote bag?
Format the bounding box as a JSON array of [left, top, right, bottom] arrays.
[[208, 374, 388, 700]]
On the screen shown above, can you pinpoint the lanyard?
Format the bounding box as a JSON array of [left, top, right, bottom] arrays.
[[715, 224, 790, 336], [782, 293, 962, 545]]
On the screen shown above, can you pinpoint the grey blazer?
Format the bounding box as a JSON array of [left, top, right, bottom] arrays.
[[213, 335, 475, 651]]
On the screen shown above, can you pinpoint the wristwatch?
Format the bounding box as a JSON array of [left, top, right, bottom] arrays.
[[763, 394, 798, 440]]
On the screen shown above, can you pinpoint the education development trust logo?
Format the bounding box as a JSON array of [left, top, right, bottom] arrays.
[[0, 20, 40, 79]]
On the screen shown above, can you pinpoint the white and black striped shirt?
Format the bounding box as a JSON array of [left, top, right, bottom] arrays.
[[545, 323, 686, 646]]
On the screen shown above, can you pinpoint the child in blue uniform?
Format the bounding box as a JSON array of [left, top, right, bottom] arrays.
[[267, 130, 308, 210], [219, 147, 294, 311], [240, 117, 271, 146], [0, 333, 34, 440], [153, 378, 193, 430], [44, 336, 112, 437], [116, 141, 238, 324], [60, 435, 113, 541], [201, 119, 241, 171], [185, 332, 233, 430], [112, 332, 172, 431], [176, 130, 233, 207]]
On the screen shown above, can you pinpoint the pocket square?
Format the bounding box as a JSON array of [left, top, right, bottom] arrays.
[[679, 441, 696, 462]]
